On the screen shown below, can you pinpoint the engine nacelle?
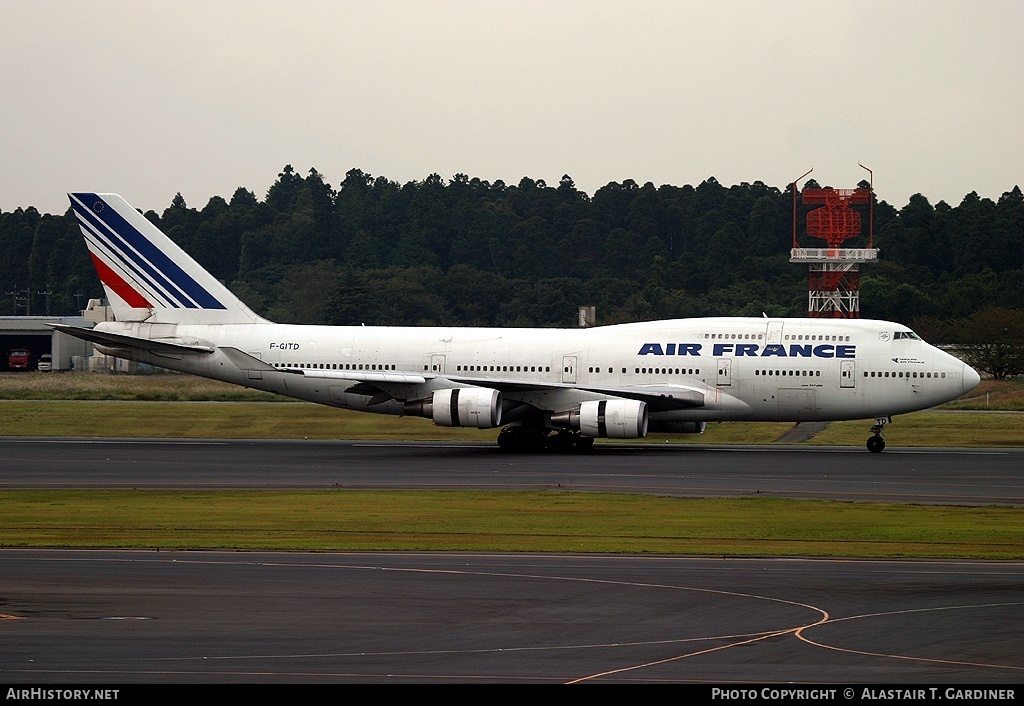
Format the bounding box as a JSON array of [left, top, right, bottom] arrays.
[[648, 421, 706, 434], [404, 388, 502, 429], [552, 399, 648, 439]]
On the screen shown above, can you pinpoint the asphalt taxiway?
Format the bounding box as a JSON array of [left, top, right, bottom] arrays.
[[2, 437, 1023, 505], [2, 549, 1022, 684]]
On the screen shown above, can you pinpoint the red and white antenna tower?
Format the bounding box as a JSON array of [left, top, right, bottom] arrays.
[[790, 165, 878, 318]]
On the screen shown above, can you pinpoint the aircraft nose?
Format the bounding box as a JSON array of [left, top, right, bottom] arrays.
[[963, 364, 981, 393]]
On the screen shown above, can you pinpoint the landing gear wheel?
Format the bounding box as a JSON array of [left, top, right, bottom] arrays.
[[546, 431, 576, 452], [497, 426, 549, 453], [497, 427, 517, 452], [574, 435, 594, 451], [866, 416, 890, 453]]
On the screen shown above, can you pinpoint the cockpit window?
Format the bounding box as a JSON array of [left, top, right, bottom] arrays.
[[894, 331, 921, 340]]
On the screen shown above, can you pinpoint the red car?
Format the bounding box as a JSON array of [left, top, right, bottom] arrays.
[[7, 348, 31, 371]]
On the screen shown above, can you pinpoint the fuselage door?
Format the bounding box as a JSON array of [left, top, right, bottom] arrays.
[[562, 355, 577, 384], [840, 359, 856, 388], [430, 354, 446, 375], [767, 321, 784, 345], [717, 358, 732, 387]]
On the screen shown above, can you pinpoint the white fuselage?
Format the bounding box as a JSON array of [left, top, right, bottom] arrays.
[[96, 316, 976, 424]]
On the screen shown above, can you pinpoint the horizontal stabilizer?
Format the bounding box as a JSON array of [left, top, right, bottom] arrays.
[[49, 324, 214, 355]]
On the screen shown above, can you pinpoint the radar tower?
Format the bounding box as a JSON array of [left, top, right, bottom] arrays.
[[790, 165, 878, 318]]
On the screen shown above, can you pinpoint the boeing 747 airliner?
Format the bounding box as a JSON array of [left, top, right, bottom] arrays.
[[53, 193, 981, 452]]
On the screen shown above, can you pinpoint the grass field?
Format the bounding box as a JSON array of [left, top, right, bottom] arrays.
[[0, 371, 281, 402], [2, 490, 1022, 558]]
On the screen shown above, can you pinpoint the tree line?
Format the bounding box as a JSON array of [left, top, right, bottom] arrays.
[[2, 166, 1022, 376]]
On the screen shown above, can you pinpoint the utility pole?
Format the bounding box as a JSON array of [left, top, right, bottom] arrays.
[[6, 288, 31, 316], [37, 291, 53, 316]]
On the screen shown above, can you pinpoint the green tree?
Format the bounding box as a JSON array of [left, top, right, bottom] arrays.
[[955, 308, 1024, 380], [0, 207, 39, 314]]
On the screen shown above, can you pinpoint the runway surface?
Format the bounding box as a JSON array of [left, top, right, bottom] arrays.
[[1, 439, 1022, 684], [2, 437, 1023, 505]]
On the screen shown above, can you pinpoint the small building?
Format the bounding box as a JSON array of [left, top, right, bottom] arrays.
[[0, 299, 109, 371]]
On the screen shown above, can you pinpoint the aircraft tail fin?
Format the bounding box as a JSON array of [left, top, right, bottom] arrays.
[[68, 192, 265, 325]]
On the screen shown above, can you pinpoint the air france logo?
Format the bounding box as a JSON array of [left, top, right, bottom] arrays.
[[638, 342, 856, 359]]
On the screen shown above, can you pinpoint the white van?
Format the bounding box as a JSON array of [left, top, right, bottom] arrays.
[[37, 354, 52, 372]]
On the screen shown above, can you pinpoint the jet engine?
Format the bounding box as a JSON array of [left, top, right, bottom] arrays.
[[551, 399, 648, 439], [404, 388, 502, 429]]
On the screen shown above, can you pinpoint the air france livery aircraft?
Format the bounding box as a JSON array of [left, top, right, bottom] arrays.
[[54, 192, 981, 453]]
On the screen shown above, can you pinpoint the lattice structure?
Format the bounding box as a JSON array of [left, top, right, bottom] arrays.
[[803, 188, 870, 247], [807, 263, 862, 317], [791, 184, 878, 318]]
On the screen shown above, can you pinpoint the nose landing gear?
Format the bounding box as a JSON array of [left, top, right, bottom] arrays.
[[867, 417, 890, 453]]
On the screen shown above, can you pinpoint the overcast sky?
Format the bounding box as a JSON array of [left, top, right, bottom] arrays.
[[2, 1, 1022, 216]]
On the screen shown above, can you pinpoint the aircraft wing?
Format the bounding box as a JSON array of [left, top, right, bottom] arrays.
[[216, 349, 429, 391], [466, 377, 707, 411], [568, 382, 705, 410], [294, 367, 428, 385], [297, 368, 706, 411]]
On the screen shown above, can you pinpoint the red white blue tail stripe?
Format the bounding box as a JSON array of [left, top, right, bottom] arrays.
[[69, 193, 262, 325], [69, 192, 226, 310]]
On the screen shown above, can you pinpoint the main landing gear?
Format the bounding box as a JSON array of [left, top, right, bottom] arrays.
[[866, 417, 890, 453], [497, 426, 594, 453]]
